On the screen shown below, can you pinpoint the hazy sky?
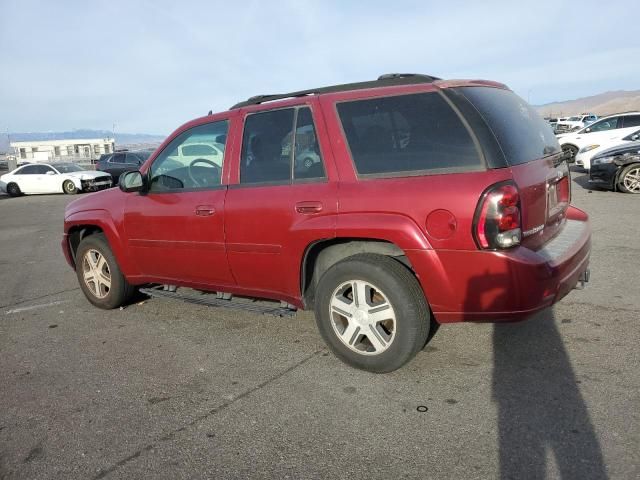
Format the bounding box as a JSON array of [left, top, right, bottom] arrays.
[[1, 0, 639, 134]]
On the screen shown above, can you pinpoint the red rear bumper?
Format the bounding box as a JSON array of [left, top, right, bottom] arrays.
[[408, 207, 591, 323]]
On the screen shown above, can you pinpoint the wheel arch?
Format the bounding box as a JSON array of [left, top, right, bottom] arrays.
[[64, 210, 137, 276], [300, 238, 414, 308]]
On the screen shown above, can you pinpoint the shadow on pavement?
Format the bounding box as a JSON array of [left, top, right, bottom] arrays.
[[493, 313, 607, 479], [464, 270, 607, 478]]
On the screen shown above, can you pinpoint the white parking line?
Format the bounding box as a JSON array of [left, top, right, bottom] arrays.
[[5, 300, 69, 315]]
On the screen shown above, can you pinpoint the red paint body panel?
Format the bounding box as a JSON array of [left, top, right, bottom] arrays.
[[62, 78, 591, 323], [122, 189, 234, 285]]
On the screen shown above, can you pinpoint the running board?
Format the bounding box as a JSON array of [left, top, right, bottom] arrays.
[[139, 287, 297, 317]]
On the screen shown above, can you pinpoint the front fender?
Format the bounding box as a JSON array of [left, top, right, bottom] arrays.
[[70, 177, 83, 189], [64, 209, 138, 277]]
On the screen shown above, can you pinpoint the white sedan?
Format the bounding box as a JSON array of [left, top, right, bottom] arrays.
[[0, 163, 112, 197], [574, 129, 640, 170]]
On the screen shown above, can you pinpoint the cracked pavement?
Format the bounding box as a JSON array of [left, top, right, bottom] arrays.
[[0, 170, 638, 479]]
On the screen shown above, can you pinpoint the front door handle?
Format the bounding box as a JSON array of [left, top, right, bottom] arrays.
[[195, 205, 215, 216], [295, 201, 323, 214]]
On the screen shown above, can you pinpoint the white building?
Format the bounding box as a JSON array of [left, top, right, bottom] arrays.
[[10, 138, 115, 163]]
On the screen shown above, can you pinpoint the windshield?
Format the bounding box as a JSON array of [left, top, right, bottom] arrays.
[[456, 87, 560, 165], [54, 163, 84, 173]]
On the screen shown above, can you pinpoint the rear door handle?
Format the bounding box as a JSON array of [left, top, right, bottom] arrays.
[[195, 205, 215, 216], [295, 201, 323, 214]]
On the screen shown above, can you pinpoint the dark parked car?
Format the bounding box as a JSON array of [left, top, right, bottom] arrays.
[[589, 141, 640, 193], [62, 73, 591, 372], [96, 150, 153, 184]]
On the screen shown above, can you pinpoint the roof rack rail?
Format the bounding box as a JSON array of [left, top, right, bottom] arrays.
[[230, 73, 441, 109]]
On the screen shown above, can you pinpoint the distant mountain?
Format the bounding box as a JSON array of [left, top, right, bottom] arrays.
[[0, 129, 166, 153], [535, 90, 640, 118]]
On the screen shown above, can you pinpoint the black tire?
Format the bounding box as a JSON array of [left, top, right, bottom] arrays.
[[75, 233, 134, 309], [6, 182, 21, 197], [562, 144, 578, 162], [63, 180, 78, 195], [314, 253, 430, 373], [618, 164, 640, 194]]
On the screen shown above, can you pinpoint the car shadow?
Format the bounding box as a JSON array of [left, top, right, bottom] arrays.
[[464, 271, 607, 479], [570, 167, 608, 192]]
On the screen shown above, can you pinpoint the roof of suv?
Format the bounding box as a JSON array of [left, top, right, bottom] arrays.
[[229, 73, 441, 109]]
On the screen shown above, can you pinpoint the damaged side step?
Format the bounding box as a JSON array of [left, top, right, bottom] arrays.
[[139, 286, 297, 317]]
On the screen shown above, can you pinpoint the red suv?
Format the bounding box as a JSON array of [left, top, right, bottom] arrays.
[[62, 74, 591, 372]]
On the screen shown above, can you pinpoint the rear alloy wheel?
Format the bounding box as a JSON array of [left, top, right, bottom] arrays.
[[63, 180, 78, 194], [619, 164, 640, 194], [76, 234, 134, 309], [6, 182, 21, 197], [315, 253, 431, 373], [562, 144, 578, 162], [329, 279, 397, 355]]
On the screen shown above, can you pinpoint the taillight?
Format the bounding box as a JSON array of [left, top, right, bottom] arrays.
[[473, 182, 522, 249], [557, 174, 570, 204]]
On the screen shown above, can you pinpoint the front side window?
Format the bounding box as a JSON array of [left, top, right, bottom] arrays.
[[126, 152, 151, 165], [54, 163, 83, 173], [38, 165, 56, 174], [588, 117, 619, 132], [337, 92, 481, 175], [149, 121, 228, 192]]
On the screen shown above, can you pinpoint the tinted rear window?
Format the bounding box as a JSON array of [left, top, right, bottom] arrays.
[[458, 87, 560, 165], [336, 92, 482, 176]]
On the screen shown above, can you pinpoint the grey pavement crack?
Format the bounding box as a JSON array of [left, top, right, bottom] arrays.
[[92, 349, 324, 480], [0, 288, 80, 311]]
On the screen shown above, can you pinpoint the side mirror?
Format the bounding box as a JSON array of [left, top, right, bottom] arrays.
[[632, 134, 640, 141], [119, 171, 146, 193], [46, 171, 55, 175], [584, 128, 591, 133]]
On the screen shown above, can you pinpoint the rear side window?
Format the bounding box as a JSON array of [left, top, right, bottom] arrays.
[[458, 87, 560, 165], [240, 106, 326, 184], [622, 115, 640, 128], [336, 92, 482, 176], [18, 165, 39, 174]]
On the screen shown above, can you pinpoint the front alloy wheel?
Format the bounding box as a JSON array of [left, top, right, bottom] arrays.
[[82, 249, 111, 298], [620, 165, 640, 194], [330, 280, 396, 355], [75, 233, 134, 309], [63, 180, 78, 194]]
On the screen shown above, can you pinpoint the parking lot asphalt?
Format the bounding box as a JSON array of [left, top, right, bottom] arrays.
[[0, 170, 638, 479]]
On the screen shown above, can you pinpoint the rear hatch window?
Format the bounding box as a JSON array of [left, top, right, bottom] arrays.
[[451, 86, 568, 249], [455, 86, 561, 165], [336, 92, 483, 176]]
